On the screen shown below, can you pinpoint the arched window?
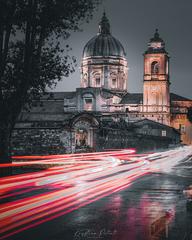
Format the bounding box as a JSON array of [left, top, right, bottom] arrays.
[[83, 93, 94, 111], [94, 73, 101, 87], [151, 61, 159, 74], [111, 73, 117, 89]]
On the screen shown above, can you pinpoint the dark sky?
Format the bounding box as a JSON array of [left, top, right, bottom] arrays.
[[54, 0, 192, 99]]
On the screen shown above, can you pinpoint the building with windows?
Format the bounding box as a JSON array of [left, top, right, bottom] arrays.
[[62, 12, 192, 144], [12, 13, 192, 155]]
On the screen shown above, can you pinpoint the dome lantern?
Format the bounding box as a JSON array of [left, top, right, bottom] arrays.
[[98, 11, 110, 35], [82, 12, 126, 58]]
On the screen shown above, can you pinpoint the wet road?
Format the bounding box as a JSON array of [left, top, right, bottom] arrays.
[[0, 147, 192, 240]]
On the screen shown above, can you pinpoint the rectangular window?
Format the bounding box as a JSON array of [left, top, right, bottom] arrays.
[[85, 98, 92, 104], [162, 130, 166, 137]]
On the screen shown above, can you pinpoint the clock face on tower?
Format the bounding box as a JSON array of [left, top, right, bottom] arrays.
[[151, 42, 161, 48]]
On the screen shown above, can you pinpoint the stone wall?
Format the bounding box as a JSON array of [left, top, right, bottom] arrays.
[[11, 114, 180, 156], [11, 128, 71, 156], [95, 127, 173, 153], [11, 126, 177, 156]]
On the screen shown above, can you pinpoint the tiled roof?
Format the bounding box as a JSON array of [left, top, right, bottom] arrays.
[[120, 93, 143, 104]]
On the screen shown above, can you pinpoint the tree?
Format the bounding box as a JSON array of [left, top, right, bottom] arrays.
[[0, 0, 101, 163]]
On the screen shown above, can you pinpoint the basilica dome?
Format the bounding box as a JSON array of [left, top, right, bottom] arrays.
[[83, 12, 126, 58]]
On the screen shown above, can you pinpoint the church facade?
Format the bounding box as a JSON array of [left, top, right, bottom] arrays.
[[12, 13, 192, 155], [63, 13, 192, 144]]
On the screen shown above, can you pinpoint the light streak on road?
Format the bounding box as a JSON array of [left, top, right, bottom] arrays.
[[0, 146, 192, 239]]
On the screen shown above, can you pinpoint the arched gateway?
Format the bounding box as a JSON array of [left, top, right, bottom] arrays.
[[70, 113, 100, 152]]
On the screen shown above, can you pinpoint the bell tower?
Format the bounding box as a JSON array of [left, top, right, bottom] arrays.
[[143, 29, 170, 125]]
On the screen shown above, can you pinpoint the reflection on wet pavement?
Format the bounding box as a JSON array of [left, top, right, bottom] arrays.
[[0, 147, 192, 240]]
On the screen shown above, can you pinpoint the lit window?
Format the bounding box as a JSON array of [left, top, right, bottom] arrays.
[[180, 124, 186, 133]]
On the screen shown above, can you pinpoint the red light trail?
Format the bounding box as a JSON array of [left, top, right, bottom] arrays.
[[0, 147, 191, 239]]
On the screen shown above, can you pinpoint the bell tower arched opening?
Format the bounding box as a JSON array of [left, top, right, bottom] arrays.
[[151, 61, 159, 74]]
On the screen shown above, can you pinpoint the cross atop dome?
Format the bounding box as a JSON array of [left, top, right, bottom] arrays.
[[154, 28, 160, 38], [98, 11, 111, 35]]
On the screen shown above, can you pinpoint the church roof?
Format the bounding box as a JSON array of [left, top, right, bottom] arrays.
[[120, 93, 143, 104], [39, 92, 76, 100], [83, 12, 126, 58], [26, 101, 64, 114], [134, 118, 180, 134], [18, 92, 75, 122], [18, 91, 191, 122], [120, 92, 191, 104], [170, 93, 192, 101]]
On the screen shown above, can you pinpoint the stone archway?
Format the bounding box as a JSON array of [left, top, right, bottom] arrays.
[[74, 120, 94, 149], [71, 113, 100, 152]]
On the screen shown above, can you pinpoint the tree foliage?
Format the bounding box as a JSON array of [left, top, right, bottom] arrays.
[[0, 0, 101, 162]]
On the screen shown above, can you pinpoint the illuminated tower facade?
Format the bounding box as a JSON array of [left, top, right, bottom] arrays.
[[143, 29, 170, 125]]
